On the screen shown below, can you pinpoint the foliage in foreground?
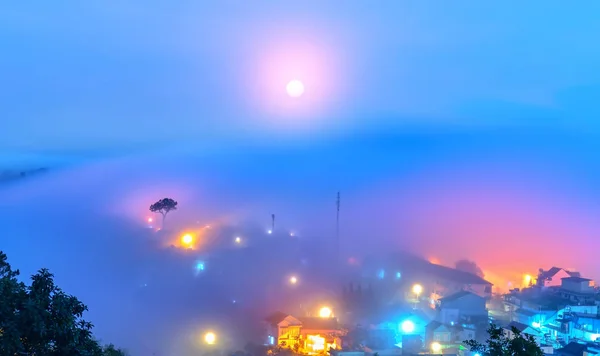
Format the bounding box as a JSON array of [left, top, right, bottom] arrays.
[[465, 323, 544, 356], [0, 251, 127, 355]]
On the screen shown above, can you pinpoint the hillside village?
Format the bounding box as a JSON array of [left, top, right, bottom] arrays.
[[262, 255, 600, 356]]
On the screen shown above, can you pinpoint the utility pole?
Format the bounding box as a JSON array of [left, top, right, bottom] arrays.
[[336, 192, 340, 269], [271, 213, 275, 232]]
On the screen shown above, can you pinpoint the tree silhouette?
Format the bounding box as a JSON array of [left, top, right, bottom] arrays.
[[149, 198, 178, 229], [0, 251, 127, 355], [455, 259, 485, 278], [465, 323, 543, 356]]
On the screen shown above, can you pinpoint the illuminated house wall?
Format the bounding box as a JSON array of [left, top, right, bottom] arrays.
[[264, 312, 344, 351]]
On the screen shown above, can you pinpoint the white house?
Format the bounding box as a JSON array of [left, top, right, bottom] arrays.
[[538, 267, 580, 288]]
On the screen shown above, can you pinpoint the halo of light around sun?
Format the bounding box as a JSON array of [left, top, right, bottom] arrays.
[[286, 80, 305, 98]]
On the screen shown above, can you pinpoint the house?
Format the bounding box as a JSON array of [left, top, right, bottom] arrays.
[[554, 341, 589, 356], [264, 312, 345, 352], [538, 267, 580, 288], [502, 321, 543, 344], [438, 291, 487, 325], [424, 263, 493, 299], [559, 277, 596, 305], [298, 317, 345, 353], [425, 320, 476, 345], [264, 312, 303, 347]]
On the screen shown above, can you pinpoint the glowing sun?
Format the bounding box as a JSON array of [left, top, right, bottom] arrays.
[[286, 80, 305, 98]]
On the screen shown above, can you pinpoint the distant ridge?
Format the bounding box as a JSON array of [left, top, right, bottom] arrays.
[[0, 167, 49, 183]]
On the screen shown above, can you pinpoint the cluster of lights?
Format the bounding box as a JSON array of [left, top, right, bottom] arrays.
[[196, 261, 205, 271]]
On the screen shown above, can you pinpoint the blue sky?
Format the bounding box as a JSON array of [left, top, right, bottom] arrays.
[[3, 1, 600, 153]]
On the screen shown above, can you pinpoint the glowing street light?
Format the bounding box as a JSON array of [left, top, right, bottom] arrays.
[[204, 332, 216, 345], [319, 307, 333, 318], [289, 276, 298, 285], [235, 237, 242, 244], [267, 230, 273, 234], [431, 342, 442, 353], [181, 234, 193, 246], [147, 217, 153, 223], [524, 274, 533, 286], [400, 320, 415, 333], [412, 284, 423, 296]]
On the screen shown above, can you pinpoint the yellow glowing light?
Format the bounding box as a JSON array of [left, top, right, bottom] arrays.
[[319, 307, 332, 318], [307, 335, 325, 351], [524, 274, 533, 285], [286, 80, 305, 98], [204, 332, 216, 345], [431, 342, 442, 353], [235, 237, 241, 244], [289, 276, 298, 284], [412, 284, 423, 295], [182, 234, 193, 245]]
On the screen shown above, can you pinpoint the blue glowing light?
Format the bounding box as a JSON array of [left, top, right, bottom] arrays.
[[400, 320, 415, 333], [269, 336, 275, 345], [377, 269, 385, 279], [396, 272, 401, 279], [196, 262, 205, 271]]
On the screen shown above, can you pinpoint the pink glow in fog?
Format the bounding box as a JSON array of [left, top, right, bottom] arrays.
[[248, 35, 345, 129]]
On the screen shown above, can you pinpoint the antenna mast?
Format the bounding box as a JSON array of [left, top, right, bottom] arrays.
[[272, 213, 275, 232], [336, 192, 340, 268]]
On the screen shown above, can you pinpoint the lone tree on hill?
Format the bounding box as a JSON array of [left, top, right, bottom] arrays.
[[149, 197, 178, 228], [465, 323, 543, 356], [455, 259, 485, 278], [0, 251, 127, 355]]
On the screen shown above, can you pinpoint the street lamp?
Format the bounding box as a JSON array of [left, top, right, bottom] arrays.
[[431, 342, 442, 353], [319, 307, 332, 318], [289, 276, 298, 285], [181, 233, 193, 246], [400, 320, 415, 333], [412, 284, 423, 297], [204, 332, 216, 345]]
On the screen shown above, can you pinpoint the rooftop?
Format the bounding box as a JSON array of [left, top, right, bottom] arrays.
[[562, 276, 592, 283], [440, 290, 482, 303], [298, 317, 340, 330], [426, 263, 492, 286], [265, 311, 289, 324], [504, 321, 529, 333]]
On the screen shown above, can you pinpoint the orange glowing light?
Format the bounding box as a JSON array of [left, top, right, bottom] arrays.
[[318, 307, 332, 318], [181, 234, 193, 246]]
